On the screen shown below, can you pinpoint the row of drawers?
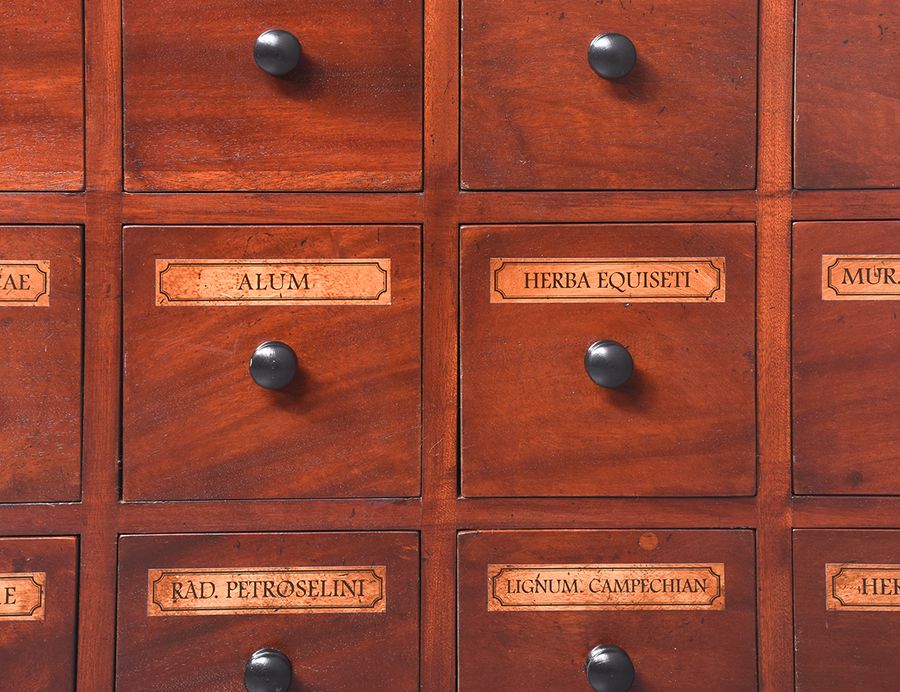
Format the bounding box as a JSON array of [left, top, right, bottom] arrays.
[[4, 0, 898, 191], [2, 530, 896, 690], [2, 221, 898, 501]]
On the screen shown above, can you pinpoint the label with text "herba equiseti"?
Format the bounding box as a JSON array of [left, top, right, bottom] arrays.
[[0, 573, 46, 621], [0, 261, 49, 306], [147, 567, 386, 616], [487, 564, 725, 611], [155, 259, 391, 306], [490, 258, 725, 303], [822, 255, 900, 300], [827, 564, 900, 611]]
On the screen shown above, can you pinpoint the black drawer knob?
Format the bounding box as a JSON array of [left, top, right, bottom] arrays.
[[244, 648, 292, 692], [588, 33, 637, 79], [254, 29, 302, 76], [584, 340, 634, 388], [249, 341, 298, 390], [586, 644, 635, 692]]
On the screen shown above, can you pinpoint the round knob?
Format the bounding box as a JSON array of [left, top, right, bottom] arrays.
[[584, 340, 634, 388], [249, 341, 298, 390], [588, 33, 637, 80], [586, 644, 635, 692], [254, 29, 302, 76], [244, 648, 292, 692]]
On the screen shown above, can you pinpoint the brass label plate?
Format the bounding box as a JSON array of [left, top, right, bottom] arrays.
[[822, 255, 900, 300], [147, 567, 387, 616], [155, 259, 391, 306], [0, 261, 50, 306], [487, 563, 725, 611], [0, 572, 46, 621], [490, 258, 725, 303], [827, 564, 900, 611]]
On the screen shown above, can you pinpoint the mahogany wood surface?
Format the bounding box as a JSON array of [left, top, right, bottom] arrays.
[[0, 0, 893, 689], [0, 0, 84, 191], [122, 0, 423, 191], [0, 226, 82, 502], [794, 0, 899, 189]]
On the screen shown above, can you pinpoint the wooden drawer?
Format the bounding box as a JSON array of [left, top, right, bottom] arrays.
[[116, 532, 419, 691], [460, 0, 757, 190], [122, 0, 423, 191], [458, 530, 757, 691], [0, 0, 83, 190], [793, 222, 900, 494], [795, 530, 900, 691], [0, 536, 78, 690], [795, 0, 899, 189], [122, 225, 421, 501], [460, 224, 756, 497], [0, 226, 82, 502]]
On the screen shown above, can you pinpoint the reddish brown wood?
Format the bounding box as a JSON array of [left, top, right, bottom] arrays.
[[0, 0, 84, 191], [461, 223, 757, 497], [795, 0, 899, 189], [0, 536, 78, 690], [116, 532, 419, 691], [0, 225, 82, 502], [122, 225, 422, 500], [460, 0, 758, 190], [793, 221, 900, 494], [794, 530, 900, 691], [459, 530, 757, 690], [122, 0, 423, 191]]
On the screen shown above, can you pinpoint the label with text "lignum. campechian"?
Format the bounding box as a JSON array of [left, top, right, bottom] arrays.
[[147, 567, 387, 616], [0, 261, 49, 306], [487, 564, 725, 611], [822, 255, 900, 300], [827, 564, 900, 611], [490, 258, 725, 303], [155, 259, 391, 306], [0, 573, 46, 621]]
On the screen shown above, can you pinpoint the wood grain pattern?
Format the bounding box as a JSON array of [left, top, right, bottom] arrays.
[[795, 530, 900, 691], [459, 530, 757, 691], [0, 537, 77, 690], [795, 0, 899, 189], [461, 224, 756, 497], [123, 0, 423, 191], [0, 0, 84, 190], [117, 533, 419, 692], [793, 221, 900, 494], [461, 0, 758, 190], [0, 226, 82, 503], [122, 225, 421, 501]]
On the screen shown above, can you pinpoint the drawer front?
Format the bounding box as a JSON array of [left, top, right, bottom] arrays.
[[793, 222, 900, 494], [460, 0, 757, 191], [122, 225, 421, 501], [123, 0, 423, 191], [0, 0, 83, 190], [795, 0, 899, 189], [460, 224, 756, 497], [459, 530, 757, 691], [0, 226, 82, 502], [795, 530, 900, 691], [116, 532, 419, 691], [0, 537, 78, 690]]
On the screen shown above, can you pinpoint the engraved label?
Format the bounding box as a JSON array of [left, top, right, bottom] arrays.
[[487, 564, 725, 611], [0, 573, 46, 621], [0, 261, 49, 306], [147, 567, 387, 616], [155, 259, 391, 306], [822, 255, 900, 301], [827, 564, 900, 611], [490, 258, 725, 303]]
